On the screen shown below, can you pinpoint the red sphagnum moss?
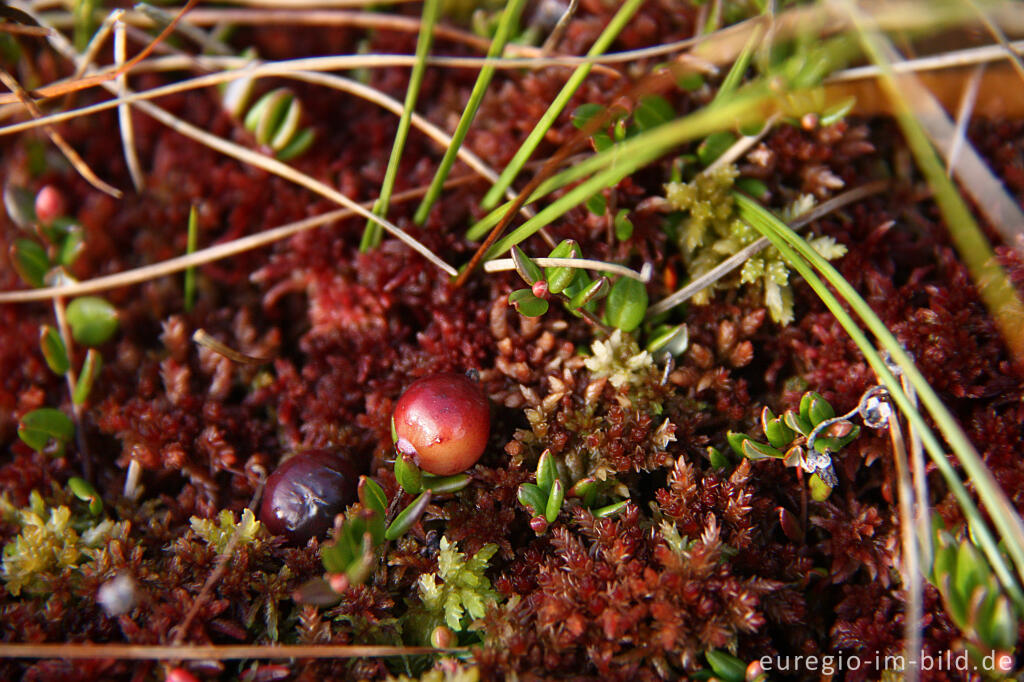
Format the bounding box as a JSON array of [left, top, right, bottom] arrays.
[[2, 1, 1024, 680]]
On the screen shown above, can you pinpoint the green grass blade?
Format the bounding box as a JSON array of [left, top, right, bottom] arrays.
[[479, 0, 644, 210], [714, 24, 762, 103], [735, 192, 1024, 606], [414, 0, 528, 225], [360, 0, 441, 250], [838, 0, 1024, 362], [479, 89, 772, 258], [184, 204, 199, 312]]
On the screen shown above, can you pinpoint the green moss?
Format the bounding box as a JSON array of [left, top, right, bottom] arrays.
[[189, 508, 264, 553], [1, 491, 128, 597], [416, 538, 500, 632], [665, 165, 847, 324]]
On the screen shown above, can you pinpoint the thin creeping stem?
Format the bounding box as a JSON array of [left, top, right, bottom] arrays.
[[805, 384, 893, 486]]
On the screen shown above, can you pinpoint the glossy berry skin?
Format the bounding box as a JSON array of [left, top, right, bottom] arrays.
[[392, 372, 490, 476], [260, 449, 358, 543]]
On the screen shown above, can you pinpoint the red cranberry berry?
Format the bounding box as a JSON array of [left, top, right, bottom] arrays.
[[392, 372, 490, 476], [259, 449, 359, 543]]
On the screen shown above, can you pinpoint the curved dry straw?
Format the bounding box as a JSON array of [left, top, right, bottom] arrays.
[[0, 643, 457, 659]]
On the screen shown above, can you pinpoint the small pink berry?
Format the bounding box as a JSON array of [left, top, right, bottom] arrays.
[[34, 185, 65, 225], [530, 516, 548, 534], [531, 280, 549, 299]]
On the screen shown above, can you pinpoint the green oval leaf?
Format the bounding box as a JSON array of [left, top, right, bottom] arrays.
[[57, 225, 85, 268], [634, 95, 675, 131], [68, 476, 102, 515], [545, 239, 581, 294], [276, 126, 314, 161], [536, 449, 557, 493], [421, 473, 470, 495], [544, 479, 564, 524], [18, 408, 74, 454], [511, 245, 543, 285], [11, 239, 49, 288], [571, 103, 605, 130], [569, 276, 609, 311], [726, 431, 751, 457], [385, 490, 432, 540], [394, 455, 423, 495], [39, 325, 69, 375], [613, 209, 634, 241], [647, 323, 689, 356], [358, 476, 388, 516], [705, 649, 747, 682], [735, 176, 769, 200], [697, 131, 737, 167], [4, 183, 36, 228], [741, 439, 785, 461], [508, 289, 548, 317], [592, 499, 629, 518], [73, 348, 103, 405], [604, 276, 648, 332], [270, 95, 303, 151], [517, 483, 546, 517], [66, 296, 119, 346], [708, 446, 731, 470], [567, 477, 596, 499], [807, 394, 835, 425], [808, 473, 833, 501], [784, 409, 813, 436]]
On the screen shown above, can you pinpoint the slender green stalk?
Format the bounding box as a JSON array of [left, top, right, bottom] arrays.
[[735, 193, 1024, 606], [414, 0, 528, 225], [360, 0, 440, 250], [479, 0, 644, 210]]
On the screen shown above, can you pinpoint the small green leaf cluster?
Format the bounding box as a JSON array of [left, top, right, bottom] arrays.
[[221, 57, 315, 161], [417, 537, 500, 631], [319, 464, 470, 590], [190, 508, 265, 554], [1, 490, 127, 597], [517, 449, 630, 534], [6, 184, 86, 288], [570, 96, 676, 241], [572, 95, 676, 156], [9, 185, 120, 456], [506, 243, 649, 333], [725, 392, 860, 499], [319, 476, 388, 587], [663, 165, 846, 324], [930, 520, 1018, 655]]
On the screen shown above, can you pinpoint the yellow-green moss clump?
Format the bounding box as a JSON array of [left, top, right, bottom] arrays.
[[1, 491, 128, 596], [665, 165, 847, 324]]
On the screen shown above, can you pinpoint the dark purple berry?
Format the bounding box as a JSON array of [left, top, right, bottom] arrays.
[[260, 449, 359, 543]]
